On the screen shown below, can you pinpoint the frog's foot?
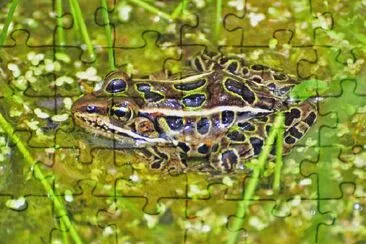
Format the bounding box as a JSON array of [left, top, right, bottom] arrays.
[[146, 147, 187, 174], [209, 146, 241, 172]]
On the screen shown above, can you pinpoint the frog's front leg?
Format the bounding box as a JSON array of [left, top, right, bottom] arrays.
[[144, 146, 188, 174]]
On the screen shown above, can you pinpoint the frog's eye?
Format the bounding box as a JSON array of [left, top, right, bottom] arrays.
[[109, 104, 133, 121], [86, 105, 97, 113], [105, 78, 127, 93]]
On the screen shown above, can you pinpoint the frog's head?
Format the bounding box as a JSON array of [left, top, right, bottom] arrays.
[[71, 71, 164, 146]]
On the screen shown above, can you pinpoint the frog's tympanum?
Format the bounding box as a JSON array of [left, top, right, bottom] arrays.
[[72, 52, 317, 174]]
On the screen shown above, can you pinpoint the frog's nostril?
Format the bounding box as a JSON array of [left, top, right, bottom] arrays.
[[86, 105, 97, 113]]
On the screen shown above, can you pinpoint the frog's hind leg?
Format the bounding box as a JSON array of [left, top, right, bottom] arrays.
[[281, 99, 317, 153], [208, 99, 317, 172]]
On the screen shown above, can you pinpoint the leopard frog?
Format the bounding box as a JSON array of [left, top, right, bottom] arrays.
[[71, 52, 317, 173]]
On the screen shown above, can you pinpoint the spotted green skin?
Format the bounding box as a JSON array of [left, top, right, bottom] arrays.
[[71, 52, 317, 173]]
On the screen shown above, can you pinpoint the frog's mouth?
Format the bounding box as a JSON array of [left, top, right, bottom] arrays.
[[72, 112, 175, 147]]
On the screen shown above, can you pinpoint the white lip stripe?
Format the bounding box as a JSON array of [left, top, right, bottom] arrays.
[[132, 71, 214, 83], [74, 113, 176, 146], [139, 106, 272, 117]]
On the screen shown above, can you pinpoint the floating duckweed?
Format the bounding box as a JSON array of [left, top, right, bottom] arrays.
[[249, 216, 267, 231], [8, 63, 21, 77], [188, 184, 207, 198], [269, 38, 278, 49], [76, 67, 101, 81], [24, 70, 37, 83], [55, 52, 71, 63], [6, 196, 27, 211], [103, 226, 114, 236], [129, 174, 140, 182], [51, 114, 69, 122], [44, 59, 55, 72], [63, 97, 73, 110], [13, 76, 27, 91], [29, 53, 45, 66], [34, 108, 50, 119], [55, 76, 74, 86], [117, 2, 133, 22], [45, 148, 55, 154], [247, 12, 265, 27], [228, 0, 243, 11], [64, 190, 74, 202], [25, 120, 40, 130], [144, 214, 159, 228], [299, 178, 312, 186]]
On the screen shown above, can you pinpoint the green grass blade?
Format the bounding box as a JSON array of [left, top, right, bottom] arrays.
[[226, 113, 285, 244], [0, 0, 19, 46], [171, 0, 188, 19], [69, 0, 95, 59], [127, 0, 172, 21], [100, 0, 116, 71], [55, 0, 65, 47], [215, 0, 222, 41], [273, 115, 285, 193]]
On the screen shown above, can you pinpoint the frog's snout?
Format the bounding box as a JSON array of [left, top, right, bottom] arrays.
[[71, 95, 109, 117]]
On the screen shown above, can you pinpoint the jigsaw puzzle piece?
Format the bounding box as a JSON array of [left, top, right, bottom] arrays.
[[0, 195, 56, 243], [115, 170, 187, 215], [97, 197, 186, 243], [319, 79, 366, 147], [187, 173, 245, 200], [51, 179, 112, 243], [0, 1, 55, 46], [270, 197, 335, 243], [114, 30, 181, 74], [186, 183, 255, 243], [300, 146, 365, 199], [316, 183, 366, 243]]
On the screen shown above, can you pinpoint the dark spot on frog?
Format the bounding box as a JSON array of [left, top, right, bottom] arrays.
[[225, 78, 256, 104], [198, 144, 210, 154], [144, 91, 164, 103], [136, 83, 151, 92], [182, 94, 206, 107], [221, 110, 235, 125], [174, 79, 206, 91], [221, 150, 238, 170], [251, 64, 268, 71], [227, 131, 246, 141], [238, 122, 255, 131], [284, 108, 301, 126], [242, 67, 250, 76], [250, 137, 264, 155], [105, 78, 127, 93], [211, 143, 219, 152], [150, 160, 164, 169], [251, 76, 263, 83], [194, 57, 204, 71], [288, 126, 303, 139], [165, 116, 184, 131], [273, 72, 287, 80], [304, 111, 317, 126], [285, 136, 296, 144], [227, 61, 239, 73], [178, 142, 190, 153], [197, 117, 210, 134]]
